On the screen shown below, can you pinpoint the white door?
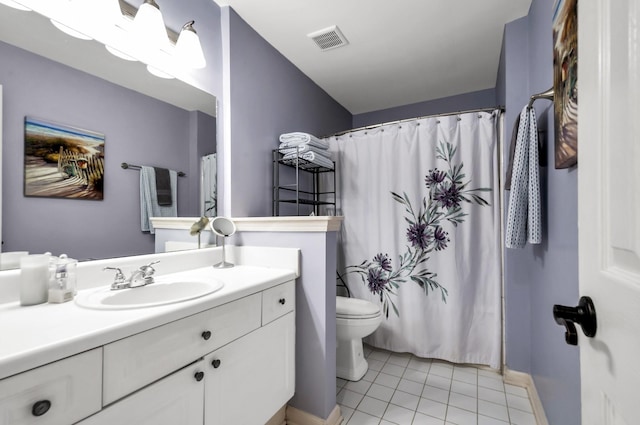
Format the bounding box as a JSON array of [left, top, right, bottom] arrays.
[[579, 0, 640, 423]]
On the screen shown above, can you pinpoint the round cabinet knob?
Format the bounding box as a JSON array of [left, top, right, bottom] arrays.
[[201, 330, 212, 340], [194, 371, 204, 382], [212, 359, 221, 369], [279, 298, 286, 305], [32, 400, 52, 417]]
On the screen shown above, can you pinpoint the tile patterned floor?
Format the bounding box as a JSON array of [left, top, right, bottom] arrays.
[[337, 345, 537, 425]]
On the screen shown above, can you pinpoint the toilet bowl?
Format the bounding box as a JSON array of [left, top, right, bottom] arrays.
[[336, 296, 382, 381]]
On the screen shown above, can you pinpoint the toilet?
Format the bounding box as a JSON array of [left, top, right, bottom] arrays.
[[336, 296, 383, 381]]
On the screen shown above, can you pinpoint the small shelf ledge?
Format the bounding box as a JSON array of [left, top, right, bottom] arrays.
[[150, 216, 343, 233]]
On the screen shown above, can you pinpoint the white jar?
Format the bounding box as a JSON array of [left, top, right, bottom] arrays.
[[20, 254, 51, 306]]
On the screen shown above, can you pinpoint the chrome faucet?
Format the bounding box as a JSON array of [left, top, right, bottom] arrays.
[[104, 261, 160, 290]]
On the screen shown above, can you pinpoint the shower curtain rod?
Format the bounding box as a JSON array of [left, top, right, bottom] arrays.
[[324, 105, 504, 138]]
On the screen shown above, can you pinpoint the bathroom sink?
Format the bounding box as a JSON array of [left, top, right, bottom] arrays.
[[75, 278, 224, 310]]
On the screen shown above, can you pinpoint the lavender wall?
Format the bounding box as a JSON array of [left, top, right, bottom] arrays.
[[225, 9, 352, 217], [352, 88, 497, 127], [0, 41, 214, 260], [499, 0, 581, 423]]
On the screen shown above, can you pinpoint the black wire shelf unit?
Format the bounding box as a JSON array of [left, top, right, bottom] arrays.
[[272, 149, 336, 216]]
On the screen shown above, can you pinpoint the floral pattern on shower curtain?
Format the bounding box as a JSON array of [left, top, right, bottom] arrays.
[[329, 111, 501, 368]]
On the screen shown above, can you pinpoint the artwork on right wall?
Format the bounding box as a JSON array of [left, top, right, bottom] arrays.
[[552, 0, 578, 169]]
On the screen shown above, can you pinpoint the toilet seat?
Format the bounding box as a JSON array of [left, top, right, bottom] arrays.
[[336, 296, 381, 319]]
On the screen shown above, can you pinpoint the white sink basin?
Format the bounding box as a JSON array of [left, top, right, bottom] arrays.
[[75, 278, 224, 310]]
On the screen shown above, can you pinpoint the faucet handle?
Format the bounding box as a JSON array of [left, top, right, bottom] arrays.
[[103, 266, 127, 289], [140, 260, 160, 277]]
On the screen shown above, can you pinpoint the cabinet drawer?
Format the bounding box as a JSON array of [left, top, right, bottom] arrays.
[[262, 281, 295, 325], [103, 293, 261, 405], [0, 348, 102, 425], [78, 361, 205, 425]]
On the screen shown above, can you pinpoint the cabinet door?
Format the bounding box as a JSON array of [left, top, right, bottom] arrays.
[[78, 361, 205, 425], [204, 312, 295, 425]]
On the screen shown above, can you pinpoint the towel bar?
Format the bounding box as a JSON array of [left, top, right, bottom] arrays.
[[121, 162, 186, 177]]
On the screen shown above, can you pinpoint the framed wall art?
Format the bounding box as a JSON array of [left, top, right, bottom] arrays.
[[552, 0, 578, 169], [24, 117, 105, 200]]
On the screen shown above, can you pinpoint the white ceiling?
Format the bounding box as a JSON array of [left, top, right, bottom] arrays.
[[215, 0, 532, 115]]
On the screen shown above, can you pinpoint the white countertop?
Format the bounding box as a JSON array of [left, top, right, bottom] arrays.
[[0, 265, 296, 380]]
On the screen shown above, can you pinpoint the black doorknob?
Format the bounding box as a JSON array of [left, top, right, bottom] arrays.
[[201, 330, 212, 340], [32, 400, 51, 416], [279, 298, 286, 305], [194, 371, 204, 382], [553, 296, 597, 346], [212, 359, 221, 368]]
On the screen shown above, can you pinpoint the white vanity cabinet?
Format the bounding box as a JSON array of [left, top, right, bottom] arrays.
[[73, 280, 295, 425]]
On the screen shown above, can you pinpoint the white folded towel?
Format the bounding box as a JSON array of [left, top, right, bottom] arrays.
[[279, 144, 333, 160], [282, 151, 334, 169], [279, 132, 329, 149]]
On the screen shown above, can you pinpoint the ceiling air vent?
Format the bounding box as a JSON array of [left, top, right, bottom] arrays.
[[307, 25, 349, 51]]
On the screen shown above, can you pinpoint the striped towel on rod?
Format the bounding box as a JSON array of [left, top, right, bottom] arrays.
[[505, 105, 541, 248]]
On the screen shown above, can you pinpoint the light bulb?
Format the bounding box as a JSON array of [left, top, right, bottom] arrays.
[[0, 0, 30, 11], [146, 65, 174, 79], [133, 0, 169, 51], [176, 21, 206, 69]]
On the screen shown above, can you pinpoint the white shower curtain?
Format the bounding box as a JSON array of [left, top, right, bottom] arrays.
[[329, 110, 501, 368], [201, 153, 217, 217]]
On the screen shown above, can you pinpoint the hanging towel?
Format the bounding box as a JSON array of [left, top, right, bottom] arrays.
[[154, 167, 172, 206], [140, 166, 178, 234], [505, 106, 541, 248]]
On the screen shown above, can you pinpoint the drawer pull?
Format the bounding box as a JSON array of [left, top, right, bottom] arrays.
[[201, 330, 212, 340], [212, 359, 221, 369], [279, 298, 286, 305], [32, 400, 51, 417], [194, 371, 204, 382]]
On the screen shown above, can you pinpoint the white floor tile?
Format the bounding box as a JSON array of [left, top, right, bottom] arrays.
[[445, 406, 477, 425], [338, 389, 366, 409], [367, 383, 396, 402], [453, 369, 477, 385], [426, 374, 452, 391], [421, 385, 450, 404], [397, 378, 425, 396], [387, 353, 412, 367], [347, 410, 382, 425], [478, 415, 509, 425], [417, 397, 448, 420], [391, 390, 421, 411], [412, 412, 446, 425], [478, 400, 509, 422], [341, 405, 355, 423], [508, 408, 537, 425], [478, 376, 504, 392], [450, 380, 477, 398], [375, 372, 401, 389], [448, 392, 477, 413], [408, 358, 432, 373], [369, 350, 392, 362], [383, 403, 415, 424], [338, 356, 538, 425], [477, 387, 507, 406], [430, 364, 454, 379], [404, 368, 429, 384], [382, 362, 407, 378], [506, 393, 532, 413], [504, 384, 528, 398], [358, 396, 389, 418], [363, 369, 380, 382], [346, 379, 373, 395], [368, 359, 386, 372]]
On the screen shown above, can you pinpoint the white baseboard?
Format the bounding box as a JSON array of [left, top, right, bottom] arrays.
[[504, 368, 549, 425], [286, 404, 342, 425]]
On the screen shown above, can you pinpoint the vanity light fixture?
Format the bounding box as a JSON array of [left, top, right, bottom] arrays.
[[3, 0, 208, 79], [176, 21, 206, 69], [0, 0, 30, 11]]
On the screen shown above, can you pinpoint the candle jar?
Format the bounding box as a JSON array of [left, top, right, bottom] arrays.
[[20, 254, 52, 306]]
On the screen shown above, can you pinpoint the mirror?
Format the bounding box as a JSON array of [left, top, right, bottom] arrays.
[[0, 3, 218, 263], [209, 217, 236, 269]]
